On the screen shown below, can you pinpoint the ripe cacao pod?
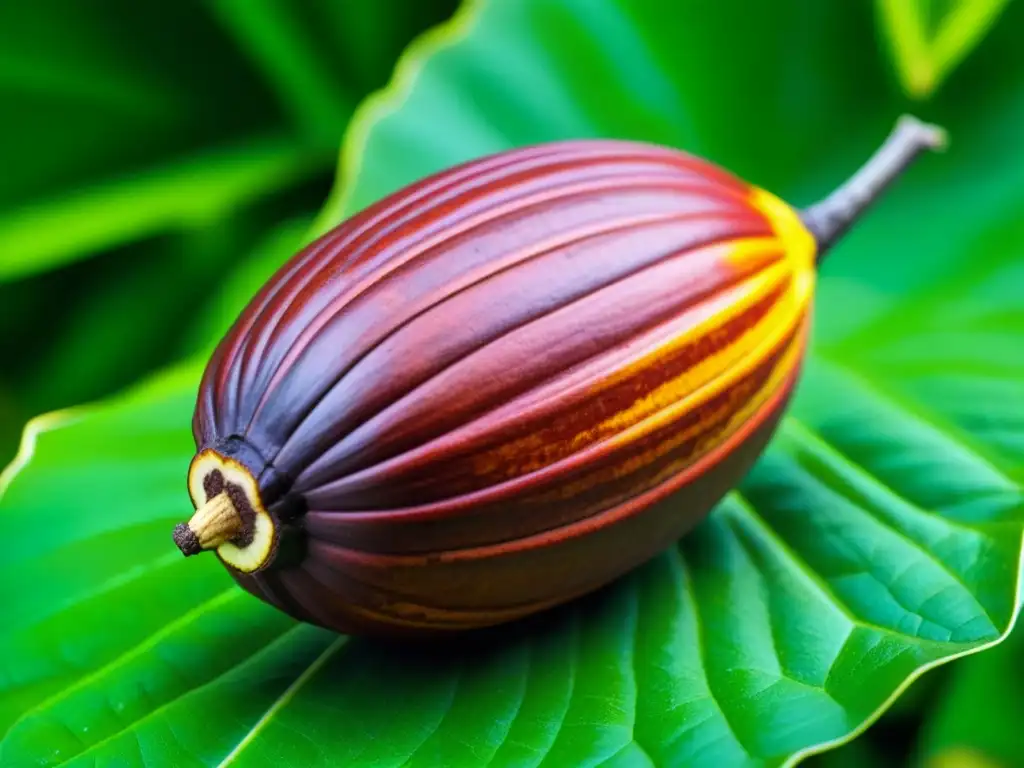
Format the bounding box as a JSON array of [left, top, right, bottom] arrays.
[[173, 116, 946, 636]]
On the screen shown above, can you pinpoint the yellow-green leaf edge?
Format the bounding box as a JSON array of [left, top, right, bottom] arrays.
[[876, 0, 1014, 99]]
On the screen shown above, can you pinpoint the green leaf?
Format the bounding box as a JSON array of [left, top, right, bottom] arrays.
[[913, 623, 1024, 766], [0, 0, 459, 279], [802, 733, 892, 768], [924, 749, 1011, 768], [182, 214, 317, 356], [876, 0, 1013, 99], [15, 216, 269, 414], [2, 342, 1022, 767], [0, 136, 327, 282], [206, 0, 465, 149], [206, 0, 358, 150], [0, 388, 27, 471], [0, 0, 290, 272], [0, 0, 458, 462], [4, 0, 1024, 766]]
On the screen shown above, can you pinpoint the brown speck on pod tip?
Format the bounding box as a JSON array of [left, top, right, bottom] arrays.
[[224, 482, 257, 548], [172, 523, 201, 556], [203, 469, 225, 499]]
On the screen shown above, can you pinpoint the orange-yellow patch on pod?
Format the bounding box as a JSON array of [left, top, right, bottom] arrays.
[[745, 185, 818, 306]]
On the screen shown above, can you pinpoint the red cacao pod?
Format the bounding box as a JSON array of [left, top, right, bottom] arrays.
[[173, 116, 946, 636]]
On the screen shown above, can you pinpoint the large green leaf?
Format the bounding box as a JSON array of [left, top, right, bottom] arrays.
[[3, 1, 1024, 766], [16, 213, 294, 416], [0, 0, 458, 465]]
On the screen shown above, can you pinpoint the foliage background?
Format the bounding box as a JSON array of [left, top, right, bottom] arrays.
[[2, 1, 1023, 766], [0, 0, 457, 468]]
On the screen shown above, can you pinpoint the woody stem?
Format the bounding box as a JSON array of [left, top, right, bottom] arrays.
[[802, 114, 947, 263]]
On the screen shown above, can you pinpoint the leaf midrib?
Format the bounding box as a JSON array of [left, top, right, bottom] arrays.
[[216, 635, 349, 766]]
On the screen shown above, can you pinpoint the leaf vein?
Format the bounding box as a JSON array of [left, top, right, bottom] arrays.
[[534, 610, 581, 768], [217, 634, 348, 766], [820, 357, 1022, 486], [626, 583, 658, 766], [480, 645, 532, 768], [4, 587, 242, 743], [785, 418, 1000, 637], [394, 668, 465, 768], [676, 547, 752, 759], [36, 617, 304, 767], [729, 492, 974, 648]]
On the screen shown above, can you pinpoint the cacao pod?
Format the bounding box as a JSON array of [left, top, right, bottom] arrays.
[[173, 115, 946, 636]]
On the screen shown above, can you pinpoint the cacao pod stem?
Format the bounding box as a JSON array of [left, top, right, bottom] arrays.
[[802, 114, 947, 262], [172, 491, 243, 556]]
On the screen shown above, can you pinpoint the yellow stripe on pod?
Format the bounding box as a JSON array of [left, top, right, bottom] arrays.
[[746, 185, 818, 301]]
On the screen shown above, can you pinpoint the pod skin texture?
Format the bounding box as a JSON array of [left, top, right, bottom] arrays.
[[179, 119, 945, 637]]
